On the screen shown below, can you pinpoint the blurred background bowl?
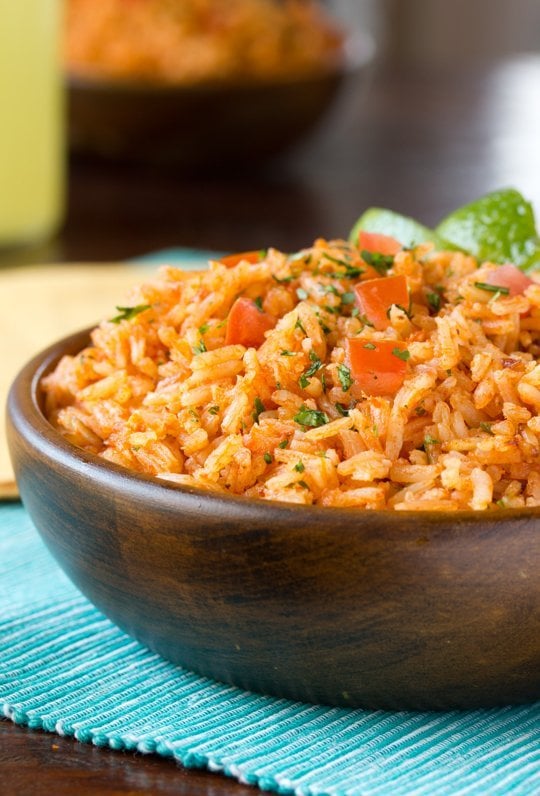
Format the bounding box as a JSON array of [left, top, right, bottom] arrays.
[[66, 32, 374, 170]]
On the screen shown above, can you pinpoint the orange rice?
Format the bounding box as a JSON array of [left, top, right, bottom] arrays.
[[43, 239, 540, 510], [65, 0, 344, 85]]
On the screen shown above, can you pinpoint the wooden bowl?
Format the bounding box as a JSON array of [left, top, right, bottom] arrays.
[[7, 329, 540, 710], [66, 34, 374, 169]]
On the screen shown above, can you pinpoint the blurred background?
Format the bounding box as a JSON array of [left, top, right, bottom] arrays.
[[1, 0, 540, 266]]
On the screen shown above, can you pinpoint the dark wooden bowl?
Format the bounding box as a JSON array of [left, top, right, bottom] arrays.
[[66, 34, 374, 169], [7, 328, 540, 710]]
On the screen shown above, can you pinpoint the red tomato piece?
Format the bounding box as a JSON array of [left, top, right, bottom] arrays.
[[346, 338, 409, 396], [357, 231, 402, 256], [354, 274, 409, 330], [225, 297, 276, 348], [219, 250, 263, 268], [483, 264, 534, 297]]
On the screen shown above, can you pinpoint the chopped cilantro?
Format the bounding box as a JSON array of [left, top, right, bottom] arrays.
[[361, 249, 394, 275], [263, 452, 273, 464], [426, 292, 441, 313], [479, 422, 494, 435], [280, 350, 295, 356], [252, 397, 265, 424], [299, 374, 310, 389], [474, 282, 510, 295], [297, 480, 310, 490], [423, 435, 440, 446], [293, 405, 329, 428], [319, 284, 340, 296], [357, 312, 374, 328], [363, 342, 377, 350], [341, 291, 355, 305], [295, 317, 306, 334], [334, 402, 349, 416], [253, 296, 264, 311], [337, 364, 352, 391], [208, 405, 220, 415], [110, 304, 151, 323], [278, 439, 289, 449], [294, 461, 305, 473], [198, 322, 210, 335], [272, 273, 296, 284], [192, 340, 207, 354], [392, 347, 410, 361]]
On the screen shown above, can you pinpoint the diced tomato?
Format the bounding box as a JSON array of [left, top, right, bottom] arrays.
[[484, 264, 534, 297], [219, 250, 263, 268], [354, 274, 409, 330], [357, 231, 402, 256], [225, 297, 276, 347], [346, 338, 409, 396]]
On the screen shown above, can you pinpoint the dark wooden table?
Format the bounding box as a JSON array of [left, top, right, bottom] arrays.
[[3, 1, 540, 792]]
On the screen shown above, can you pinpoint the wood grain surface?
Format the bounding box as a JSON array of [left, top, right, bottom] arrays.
[[3, 0, 540, 792]]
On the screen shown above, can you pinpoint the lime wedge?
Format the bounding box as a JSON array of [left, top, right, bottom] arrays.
[[349, 208, 450, 251], [436, 188, 540, 272]]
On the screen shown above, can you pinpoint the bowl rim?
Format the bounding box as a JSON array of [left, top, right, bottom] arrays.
[[65, 31, 376, 95], [8, 325, 540, 526]]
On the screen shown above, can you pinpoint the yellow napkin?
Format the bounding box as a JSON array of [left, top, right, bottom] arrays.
[[0, 262, 157, 498]]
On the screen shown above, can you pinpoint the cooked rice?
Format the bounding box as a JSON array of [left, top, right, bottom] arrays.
[[42, 239, 540, 510], [65, 0, 343, 85]]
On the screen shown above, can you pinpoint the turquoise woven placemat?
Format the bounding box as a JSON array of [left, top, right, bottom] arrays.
[[2, 249, 539, 794], [2, 503, 539, 795]]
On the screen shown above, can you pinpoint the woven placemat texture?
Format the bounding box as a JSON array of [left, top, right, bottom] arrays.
[[1, 503, 539, 796]]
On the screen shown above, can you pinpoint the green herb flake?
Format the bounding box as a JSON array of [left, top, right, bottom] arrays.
[[208, 405, 220, 415], [479, 422, 494, 435], [334, 403, 349, 416], [361, 249, 394, 275], [299, 374, 310, 389], [192, 340, 207, 354], [357, 312, 374, 328], [198, 322, 210, 335], [253, 296, 264, 311], [280, 350, 295, 356], [392, 347, 410, 362], [297, 480, 310, 490], [263, 452, 273, 464], [272, 273, 296, 284], [296, 287, 308, 301], [278, 439, 289, 449], [341, 291, 355, 305], [110, 304, 151, 324], [294, 461, 305, 473], [305, 350, 323, 376], [295, 317, 307, 335], [319, 284, 340, 296], [363, 342, 377, 350], [293, 405, 329, 429], [426, 292, 441, 313], [423, 435, 440, 446], [252, 397, 265, 424], [337, 364, 352, 391], [474, 281, 510, 295]]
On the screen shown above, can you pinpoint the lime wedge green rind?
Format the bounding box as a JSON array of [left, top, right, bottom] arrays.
[[349, 208, 452, 251], [435, 188, 540, 273]]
